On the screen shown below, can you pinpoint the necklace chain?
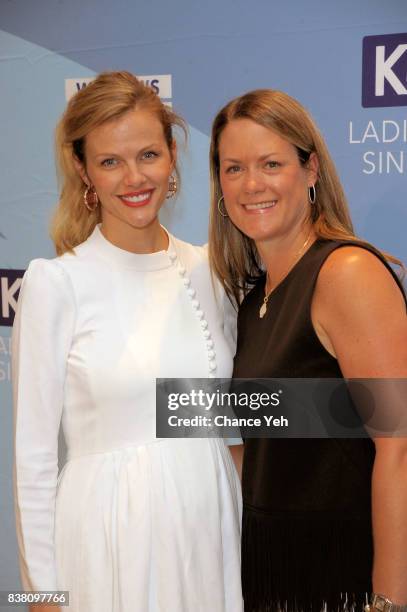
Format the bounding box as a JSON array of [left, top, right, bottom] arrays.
[[259, 233, 313, 319]]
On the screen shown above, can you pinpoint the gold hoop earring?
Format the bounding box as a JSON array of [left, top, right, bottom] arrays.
[[217, 195, 228, 218], [166, 175, 177, 199], [308, 184, 316, 205], [84, 185, 99, 212]]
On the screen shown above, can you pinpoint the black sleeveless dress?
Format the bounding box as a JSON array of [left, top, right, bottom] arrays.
[[233, 239, 406, 612]]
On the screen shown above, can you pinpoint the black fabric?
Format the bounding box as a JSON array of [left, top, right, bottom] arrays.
[[233, 239, 406, 612]]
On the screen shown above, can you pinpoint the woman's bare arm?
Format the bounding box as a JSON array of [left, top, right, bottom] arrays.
[[312, 246, 407, 603]]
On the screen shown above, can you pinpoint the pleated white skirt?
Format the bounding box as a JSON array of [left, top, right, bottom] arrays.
[[55, 438, 243, 612]]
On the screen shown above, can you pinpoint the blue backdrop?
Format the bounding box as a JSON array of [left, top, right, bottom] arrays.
[[1, 0, 406, 604]]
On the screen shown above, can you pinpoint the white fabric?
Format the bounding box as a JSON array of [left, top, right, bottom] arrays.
[[12, 226, 243, 612]]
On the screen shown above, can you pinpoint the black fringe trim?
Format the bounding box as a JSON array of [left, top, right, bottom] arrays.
[[242, 506, 373, 612]]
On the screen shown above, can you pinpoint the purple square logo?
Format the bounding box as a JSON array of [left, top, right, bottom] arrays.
[[0, 269, 25, 327], [362, 33, 407, 107]]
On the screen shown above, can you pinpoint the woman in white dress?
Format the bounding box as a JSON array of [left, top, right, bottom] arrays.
[[12, 71, 243, 612]]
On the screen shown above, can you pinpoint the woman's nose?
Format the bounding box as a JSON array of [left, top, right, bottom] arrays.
[[242, 169, 266, 194], [123, 162, 146, 186]]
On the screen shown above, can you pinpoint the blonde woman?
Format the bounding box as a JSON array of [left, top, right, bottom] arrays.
[[12, 72, 243, 612], [209, 89, 407, 612]]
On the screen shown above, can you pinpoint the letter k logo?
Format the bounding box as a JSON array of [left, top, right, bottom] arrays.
[[375, 44, 407, 96], [362, 33, 407, 108]]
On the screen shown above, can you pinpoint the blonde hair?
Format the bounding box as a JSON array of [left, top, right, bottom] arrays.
[[209, 89, 403, 305], [51, 71, 186, 255]]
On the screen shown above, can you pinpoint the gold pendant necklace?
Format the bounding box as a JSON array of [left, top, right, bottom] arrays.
[[259, 232, 313, 319], [259, 296, 269, 319]]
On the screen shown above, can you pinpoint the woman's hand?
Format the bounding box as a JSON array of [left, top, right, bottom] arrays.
[[229, 443, 244, 481]]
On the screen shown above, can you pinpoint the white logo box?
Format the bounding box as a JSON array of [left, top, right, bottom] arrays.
[[65, 75, 172, 101]]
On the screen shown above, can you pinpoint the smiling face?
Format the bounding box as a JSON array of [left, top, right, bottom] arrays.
[[218, 118, 318, 249], [75, 107, 175, 251]]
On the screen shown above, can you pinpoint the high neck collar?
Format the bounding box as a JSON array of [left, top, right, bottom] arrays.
[[85, 224, 176, 271]]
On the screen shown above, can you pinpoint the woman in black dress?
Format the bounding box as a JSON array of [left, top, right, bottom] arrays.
[[208, 89, 407, 612]]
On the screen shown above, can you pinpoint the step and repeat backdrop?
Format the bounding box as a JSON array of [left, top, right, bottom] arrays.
[[0, 0, 406, 602]]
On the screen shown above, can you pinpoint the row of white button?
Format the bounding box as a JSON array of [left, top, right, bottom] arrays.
[[169, 251, 217, 378]]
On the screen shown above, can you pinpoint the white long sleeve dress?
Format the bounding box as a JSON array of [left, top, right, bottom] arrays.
[[12, 225, 243, 612]]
